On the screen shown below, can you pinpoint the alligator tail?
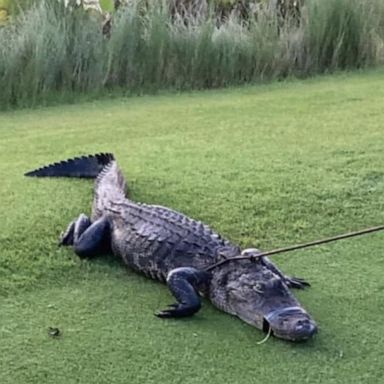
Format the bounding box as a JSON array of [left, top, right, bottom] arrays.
[[25, 153, 115, 178]]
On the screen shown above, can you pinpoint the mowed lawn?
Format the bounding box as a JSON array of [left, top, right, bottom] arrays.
[[1, 70, 384, 384]]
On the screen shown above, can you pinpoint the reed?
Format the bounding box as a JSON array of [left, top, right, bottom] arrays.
[[1, 0, 383, 109]]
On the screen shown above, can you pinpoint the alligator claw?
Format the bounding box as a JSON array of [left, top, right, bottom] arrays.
[[59, 221, 75, 246], [155, 303, 182, 318], [153, 304, 178, 317], [285, 276, 311, 289], [155, 303, 199, 318], [155, 310, 175, 318], [59, 232, 72, 247]]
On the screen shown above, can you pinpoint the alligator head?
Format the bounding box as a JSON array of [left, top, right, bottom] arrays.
[[209, 251, 317, 342]]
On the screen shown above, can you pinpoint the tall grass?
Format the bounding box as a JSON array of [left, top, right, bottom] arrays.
[[0, 0, 384, 109]]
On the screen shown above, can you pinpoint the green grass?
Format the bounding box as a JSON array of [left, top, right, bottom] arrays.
[[1, 70, 384, 383]]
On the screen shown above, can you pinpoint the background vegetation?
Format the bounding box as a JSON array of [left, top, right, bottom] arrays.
[[1, 0, 384, 109], [1, 70, 384, 383]]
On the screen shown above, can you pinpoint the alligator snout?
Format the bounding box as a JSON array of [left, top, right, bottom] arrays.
[[265, 306, 317, 341], [291, 318, 317, 340]]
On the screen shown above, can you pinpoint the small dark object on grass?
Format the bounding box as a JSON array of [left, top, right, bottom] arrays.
[[48, 327, 61, 338]]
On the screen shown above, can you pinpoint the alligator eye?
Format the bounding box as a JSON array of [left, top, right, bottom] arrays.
[[253, 283, 264, 292]]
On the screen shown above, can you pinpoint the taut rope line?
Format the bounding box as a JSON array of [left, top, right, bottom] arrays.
[[205, 225, 384, 272]]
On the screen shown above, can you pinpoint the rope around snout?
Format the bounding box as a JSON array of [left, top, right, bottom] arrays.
[[205, 225, 384, 272]]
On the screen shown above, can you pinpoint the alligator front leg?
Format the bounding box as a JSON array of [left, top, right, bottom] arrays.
[[59, 214, 110, 258], [156, 267, 211, 318], [261, 256, 310, 289], [241, 249, 310, 289]]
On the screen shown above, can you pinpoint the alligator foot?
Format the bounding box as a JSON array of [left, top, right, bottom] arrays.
[[59, 214, 91, 247], [156, 304, 199, 318], [59, 220, 76, 246], [59, 214, 110, 258], [155, 267, 211, 318], [284, 276, 310, 289], [153, 303, 180, 317], [261, 256, 311, 289]]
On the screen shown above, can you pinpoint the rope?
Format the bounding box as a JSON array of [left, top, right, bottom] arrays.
[[256, 325, 272, 345], [205, 225, 384, 272]]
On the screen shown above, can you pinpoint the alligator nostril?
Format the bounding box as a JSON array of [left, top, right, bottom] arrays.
[[295, 320, 317, 337], [308, 322, 318, 336]]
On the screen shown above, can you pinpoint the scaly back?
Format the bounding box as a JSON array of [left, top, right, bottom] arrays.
[[92, 159, 128, 219]]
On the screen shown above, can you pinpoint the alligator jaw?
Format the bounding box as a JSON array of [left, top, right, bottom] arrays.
[[264, 306, 318, 342]]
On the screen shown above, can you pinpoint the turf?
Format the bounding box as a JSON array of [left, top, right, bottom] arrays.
[[1, 70, 384, 383]]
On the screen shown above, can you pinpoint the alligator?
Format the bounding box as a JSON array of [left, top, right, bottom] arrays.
[[26, 153, 317, 342]]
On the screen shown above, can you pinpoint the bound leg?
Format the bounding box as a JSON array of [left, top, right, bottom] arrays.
[[261, 256, 310, 289], [156, 267, 211, 318], [59, 214, 110, 258], [241, 249, 310, 289]]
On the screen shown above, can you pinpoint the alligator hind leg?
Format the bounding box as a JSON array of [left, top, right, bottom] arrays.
[[156, 267, 211, 318], [59, 214, 110, 258]]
